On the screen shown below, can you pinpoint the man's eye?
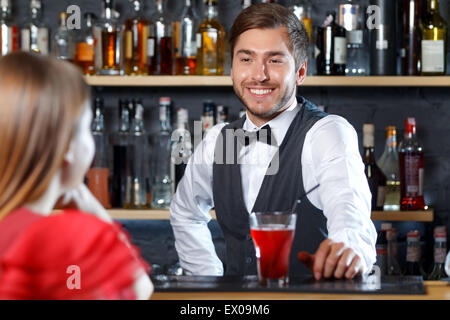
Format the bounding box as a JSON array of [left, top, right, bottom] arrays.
[[241, 58, 251, 62], [270, 59, 281, 63]]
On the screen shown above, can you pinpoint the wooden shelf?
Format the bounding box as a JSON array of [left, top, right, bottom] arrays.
[[85, 75, 450, 87], [108, 208, 434, 222]]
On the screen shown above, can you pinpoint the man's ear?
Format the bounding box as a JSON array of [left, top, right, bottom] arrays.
[[296, 60, 307, 86]]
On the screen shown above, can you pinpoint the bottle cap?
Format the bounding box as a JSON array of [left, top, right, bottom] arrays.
[[363, 123, 375, 147], [407, 230, 421, 239], [405, 117, 416, 135], [159, 97, 171, 105]]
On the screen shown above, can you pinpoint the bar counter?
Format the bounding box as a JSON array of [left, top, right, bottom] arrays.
[[149, 275, 450, 300]]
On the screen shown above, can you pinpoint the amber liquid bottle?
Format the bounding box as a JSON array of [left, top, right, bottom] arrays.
[[75, 13, 96, 75], [196, 0, 225, 75], [363, 123, 387, 211], [152, 0, 173, 75], [124, 0, 149, 75], [175, 0, 199, 75], [398, 117, 425, 210], [402, 0, 423, 75]]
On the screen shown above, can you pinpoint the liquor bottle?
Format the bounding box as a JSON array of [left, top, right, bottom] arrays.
[[398, 117, 425, 210], [21, 0, 49, 55], [404, 230, 426, 277], [196, 0, 225, 75], [94, 0, 123, 75], [52, 12, 75, 62], [428, 226, 447, 280], [171, 108, 192, 194], [202, 100, 216, 134], [338, 0, 367, 75], [124, 0, 149, 75], [216, 105, 228, 124], [402, 0, 423, 75], [242, 0, 252, 10], [290, 0, 314, 75], [260, 0, 276, 3], [375, 223, 391, 275], [75, 13, 96, 75], [420, 0, 447, 75], [0, 0, 19, 56], [86, 98, 111, 209], [368, 0, 397, 75], [152, 0, 173, 75], [387, 228, 402, 275], [377, 126, 400, 211], [362, 123, 387, 211], [174, 0, 199, 75], [152, 97, 173, 209], [316, 11, 346, 75], [111, 99, 131, 208], [125, 99, 149, 209]]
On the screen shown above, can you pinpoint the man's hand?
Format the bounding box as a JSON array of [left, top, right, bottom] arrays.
[[298, 239, 363, 280], [55, 184, 113, 224]]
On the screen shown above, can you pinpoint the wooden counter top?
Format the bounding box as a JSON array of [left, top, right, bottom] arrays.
[[151, 281, 450, 300]]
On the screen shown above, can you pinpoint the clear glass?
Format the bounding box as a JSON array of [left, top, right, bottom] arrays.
[[20, 0, 49, 55], [195, 0, 225, 75], [87, 98, 111, 209], [378, 126, 400, 211], [125, 99, 149, 209], [152, 0, 173, 75], [175, 0, 199, 75], [124, 0, 149, 75], [171, 108, 192, 194], [75, 13, 96, 75], [249, 211, 297, 287], [52, 13, 75, 61], [152, 101, 173, 209], [0, 0, 19, 56]]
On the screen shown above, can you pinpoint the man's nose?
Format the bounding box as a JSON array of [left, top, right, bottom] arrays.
[[251, 61, 269, 82]]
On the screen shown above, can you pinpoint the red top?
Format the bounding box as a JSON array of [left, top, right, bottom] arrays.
[[0, 207, 150, 300]]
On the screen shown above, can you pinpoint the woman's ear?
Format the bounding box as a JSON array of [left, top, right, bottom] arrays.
[[60, 141, 76, 187]]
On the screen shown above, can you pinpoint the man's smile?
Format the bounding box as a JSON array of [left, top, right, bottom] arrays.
[[246, 87, 276, 98]]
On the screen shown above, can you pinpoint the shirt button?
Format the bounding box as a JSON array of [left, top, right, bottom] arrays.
[[246, 257, 252, 264]]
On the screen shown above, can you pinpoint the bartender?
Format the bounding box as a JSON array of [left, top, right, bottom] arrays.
[[170, 3, 377, 280]]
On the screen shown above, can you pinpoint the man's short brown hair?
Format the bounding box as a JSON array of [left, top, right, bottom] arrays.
[[229, 3, 309, 71]]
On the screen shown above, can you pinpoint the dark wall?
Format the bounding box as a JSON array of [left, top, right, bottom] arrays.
[[9, 0, 450, 272]]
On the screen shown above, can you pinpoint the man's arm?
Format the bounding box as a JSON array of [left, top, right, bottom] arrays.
[[169, 124, 226, 276], [299, 115, 377, 279]]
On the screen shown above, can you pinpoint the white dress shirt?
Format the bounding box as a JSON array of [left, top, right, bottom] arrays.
[[170, 98, 377, 276]]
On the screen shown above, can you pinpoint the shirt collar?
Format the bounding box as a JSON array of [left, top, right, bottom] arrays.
[[243, 98, 300, 146]]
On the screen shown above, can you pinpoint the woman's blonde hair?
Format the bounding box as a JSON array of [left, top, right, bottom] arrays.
[[0, 52, 90, 220]]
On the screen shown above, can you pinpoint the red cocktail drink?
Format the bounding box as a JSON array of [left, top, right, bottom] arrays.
[[249, 212, 297, 287]]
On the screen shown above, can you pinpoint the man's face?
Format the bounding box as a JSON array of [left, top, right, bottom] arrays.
[[231, 27, 305, 122]]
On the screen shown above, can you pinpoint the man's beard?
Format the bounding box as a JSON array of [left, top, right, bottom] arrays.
[[234, 81, 297, 120]]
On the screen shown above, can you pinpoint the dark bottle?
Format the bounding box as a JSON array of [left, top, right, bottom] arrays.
[[402, 0, 423, 75], [201, 100, 216, 134], [86, 98, 111, 209], [363, 123, 387, 211], [387, 228, 402, 275], [375, 223, 391, 275], [111, 99, 131, 208], [368, 0, 397, 75], [427, 226, 447, 280], [404, 230, 426, 277], [152, 0, 173, 75], [316, 11, 346, 75], [398, 117, 425, 211]]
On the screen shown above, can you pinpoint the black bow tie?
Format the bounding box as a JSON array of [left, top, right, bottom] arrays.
[[242, 124, 273, 146]]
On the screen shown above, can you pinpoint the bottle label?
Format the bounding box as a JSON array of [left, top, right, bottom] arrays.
[[1, 25, 19, 55], [202, 115, 214, 133], [147, 38, 155, 58], [347, 30, 363, 45], [20, 29, 30, 51], [334, 36, 347, 64], [159, 106, 167, 122], [404, 155, 423, 196], [125, 30, 133, 59], [406, 244, 420, 262], [421, 40, 444, 73], [77, 42, 94, 62], [196, 33, 202, 49], [37, 27, 48, 55], [435, 247, 446, 264], [377, 186, 386, 208], [376, 39, 388, 50]]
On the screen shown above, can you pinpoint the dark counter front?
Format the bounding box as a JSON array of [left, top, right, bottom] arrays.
[[151, 275, 425, 295]]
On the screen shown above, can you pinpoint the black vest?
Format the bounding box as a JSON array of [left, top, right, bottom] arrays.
[[212, 97, 328, 276]]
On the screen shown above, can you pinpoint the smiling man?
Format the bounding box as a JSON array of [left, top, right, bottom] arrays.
[[170, 3, 377, 280]]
